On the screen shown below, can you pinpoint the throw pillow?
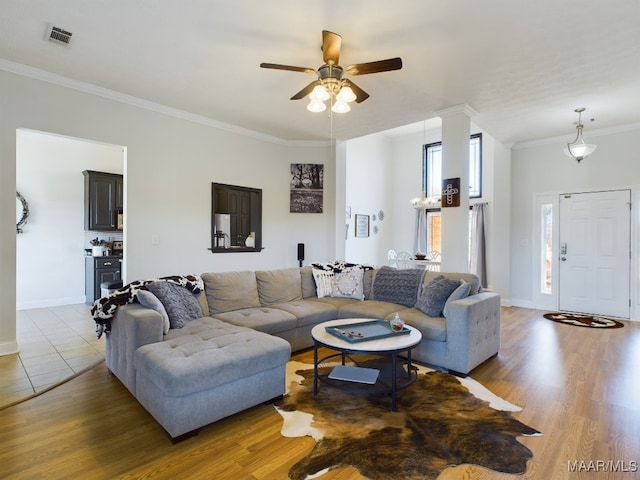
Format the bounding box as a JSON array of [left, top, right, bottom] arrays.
[[331, 269, 365, 301], [415, 275, 461, 317], [442, 280, 472, 318], [146, 281, 203, 329], [312, 269, 335, 298], [136, 289, 171, 334], [372, 266, 424, 307]]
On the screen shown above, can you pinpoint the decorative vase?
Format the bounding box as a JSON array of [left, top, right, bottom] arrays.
[[245, 233, 255, 248]]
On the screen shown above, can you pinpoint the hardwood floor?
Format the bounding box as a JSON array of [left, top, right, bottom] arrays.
[[0, 307, 638, 480]]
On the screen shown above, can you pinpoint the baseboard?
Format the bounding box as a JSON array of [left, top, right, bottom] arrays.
[[509, 299, 534, 309], [17, 296, 87, 310], [500, 297, 512, 307], [0, 340, 18, 356]]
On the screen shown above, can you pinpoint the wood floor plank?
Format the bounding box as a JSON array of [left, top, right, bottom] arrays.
[[0, 307, 639, 479]]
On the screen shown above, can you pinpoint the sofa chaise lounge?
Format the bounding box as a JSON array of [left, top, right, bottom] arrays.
[[103, 265, 501, 439]]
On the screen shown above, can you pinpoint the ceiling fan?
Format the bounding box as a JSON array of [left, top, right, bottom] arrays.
[[260, 30, 403, 113]]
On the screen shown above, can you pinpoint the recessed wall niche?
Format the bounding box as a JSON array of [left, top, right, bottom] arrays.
[[210, 183, 262, 252]]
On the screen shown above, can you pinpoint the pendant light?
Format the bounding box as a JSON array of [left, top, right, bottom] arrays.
[[565, 108, 596, 163]]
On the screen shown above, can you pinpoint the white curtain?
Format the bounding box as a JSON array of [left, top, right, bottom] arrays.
[[413, 208, 427, 254], [470, 203, 488, 287]]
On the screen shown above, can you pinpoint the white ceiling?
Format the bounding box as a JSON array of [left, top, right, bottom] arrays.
[[2, 1, 639, 144]]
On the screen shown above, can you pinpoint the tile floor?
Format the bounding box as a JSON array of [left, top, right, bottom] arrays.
[[0, 304, 105, 408]]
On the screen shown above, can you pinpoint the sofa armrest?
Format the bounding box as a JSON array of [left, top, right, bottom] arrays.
[[442, 292, 501, 374], [105, 303, 164, 395]]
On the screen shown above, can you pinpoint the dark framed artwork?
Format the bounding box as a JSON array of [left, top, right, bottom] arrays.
[[290, 163, 324, 213], [441, 177, 461, 208], [355, 214, 370, 237]]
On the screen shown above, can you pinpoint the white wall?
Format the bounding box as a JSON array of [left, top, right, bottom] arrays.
[[387, 129, 443, 257], [0, 68, 332, 354], [16, 130, 123, 309], [353, 126, 511, 299], [344, 134, 392, 266], [510, 127, 640, 311]]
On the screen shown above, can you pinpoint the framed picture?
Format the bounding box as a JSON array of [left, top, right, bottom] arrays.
[[290, 163, 324, 213], [441, 177, 461, 208], [355, 214, 370, 237]]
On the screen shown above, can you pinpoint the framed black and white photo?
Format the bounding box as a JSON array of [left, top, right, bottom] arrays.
[[290, 163, 324, 213], [355, 214, 369, 237]]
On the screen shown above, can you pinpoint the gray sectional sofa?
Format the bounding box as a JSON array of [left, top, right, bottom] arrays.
[[104, 265, 501, 440]]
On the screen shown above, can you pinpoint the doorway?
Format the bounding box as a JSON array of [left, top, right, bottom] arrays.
[[16, 129, 126, 309], [558, 190, 631, 318]]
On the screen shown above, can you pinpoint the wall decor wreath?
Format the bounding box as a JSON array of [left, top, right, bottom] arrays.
[[16, 191, 29, 234]]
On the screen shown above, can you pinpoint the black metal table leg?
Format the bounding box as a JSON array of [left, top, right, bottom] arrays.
[[313, 341, 319, 395], [391, 353, 397, 411]]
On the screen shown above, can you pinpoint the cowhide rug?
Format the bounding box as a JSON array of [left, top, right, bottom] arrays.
[[543, 312, 624, 328], [276, 361, 540, 480]]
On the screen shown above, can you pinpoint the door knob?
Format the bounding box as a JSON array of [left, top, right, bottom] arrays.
[[561, 257, 567, 261]]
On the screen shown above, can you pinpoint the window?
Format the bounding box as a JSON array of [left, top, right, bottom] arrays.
[[540, 203, 553, 294], [423, 133, 482, 198]]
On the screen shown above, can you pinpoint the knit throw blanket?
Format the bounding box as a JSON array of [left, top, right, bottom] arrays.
[[91, 274, 204, 338]]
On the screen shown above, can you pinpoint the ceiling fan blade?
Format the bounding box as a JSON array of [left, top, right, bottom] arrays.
[[322, 30, 342, 65], [346, 57, 403, 76], [291, 81, 320, 100], [346, 80, 370, 103], [260, 63, 316, 74]]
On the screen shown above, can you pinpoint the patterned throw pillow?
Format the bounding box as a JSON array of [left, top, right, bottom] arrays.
[[372, 266, 424, 307], [331, 269, 365, 300], [146, 281, 203, 329], [311, 269, 335, 298], [414, 275, 461, 317], [311, 267, 365, 300]]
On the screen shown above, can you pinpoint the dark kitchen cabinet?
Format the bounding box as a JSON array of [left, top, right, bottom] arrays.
[[85, 256, 121, 304], [83, 170, 123, 231]]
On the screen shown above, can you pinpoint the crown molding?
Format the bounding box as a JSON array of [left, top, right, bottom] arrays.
[[512, 122, 640, 150], [435, 104, 478, 119], [0, 59, 331, 148]]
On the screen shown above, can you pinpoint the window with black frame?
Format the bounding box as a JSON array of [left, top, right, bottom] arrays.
[[422, 133, 482, 254], [423, 133, 482, 199]]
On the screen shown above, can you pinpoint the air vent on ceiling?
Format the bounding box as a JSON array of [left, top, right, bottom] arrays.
[[45, 24, 73, 46]]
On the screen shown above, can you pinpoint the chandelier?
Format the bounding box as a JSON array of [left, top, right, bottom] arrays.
[[306, 65, 357, 113], [565, 108, 596, 163], [410, 192, 440, 209]]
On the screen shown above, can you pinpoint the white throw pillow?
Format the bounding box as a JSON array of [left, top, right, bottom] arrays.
[[312, 269, 335, 298], [332, 269, 365, 301]]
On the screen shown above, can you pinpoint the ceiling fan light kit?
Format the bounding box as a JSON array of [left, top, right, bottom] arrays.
[[261, 30, 402, 114], [565, 107, 597, 162]]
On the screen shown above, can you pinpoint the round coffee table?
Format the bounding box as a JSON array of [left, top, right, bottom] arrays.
[[311, 318, 422, 411]]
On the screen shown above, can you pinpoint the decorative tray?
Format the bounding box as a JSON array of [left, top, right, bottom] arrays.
[[325, 319, 410, 343]]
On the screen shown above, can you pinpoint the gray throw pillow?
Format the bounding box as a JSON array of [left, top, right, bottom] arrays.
[[443, 280, 472, 318], [372, 266, 424, 307], [136, 289, 171, 334], [146, 281, 203, 329], [415, 275, 461, 317]]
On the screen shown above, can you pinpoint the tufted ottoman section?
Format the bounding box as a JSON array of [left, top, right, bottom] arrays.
[[133, 317, 290, 439]]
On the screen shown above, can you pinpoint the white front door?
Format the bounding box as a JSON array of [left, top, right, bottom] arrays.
[[559, 190, 630, 318]]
